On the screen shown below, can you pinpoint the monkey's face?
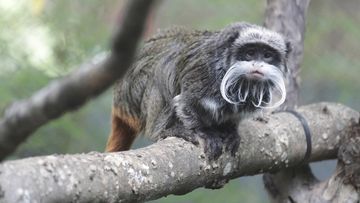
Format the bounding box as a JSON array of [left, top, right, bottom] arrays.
[[220, 43, 287, 109]]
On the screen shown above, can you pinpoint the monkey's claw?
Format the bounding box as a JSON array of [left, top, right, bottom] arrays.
[[198, 129, 240, 160], [159, 124, 199, 146], [224, 132, 240, 156], [203, 134, 223, 160]]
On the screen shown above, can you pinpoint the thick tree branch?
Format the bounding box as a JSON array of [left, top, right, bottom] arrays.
[[264, 119, 360, 202], [0, 0, 156, 161], [0, 102, 358, 202]]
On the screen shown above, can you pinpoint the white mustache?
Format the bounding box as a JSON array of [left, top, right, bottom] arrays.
[[220, 61, 286, 109]]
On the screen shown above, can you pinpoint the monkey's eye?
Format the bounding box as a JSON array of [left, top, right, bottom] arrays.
[[263, 51, 274, 61], [245, 49, 255, 59]]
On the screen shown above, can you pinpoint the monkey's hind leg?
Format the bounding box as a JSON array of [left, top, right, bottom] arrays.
[[105, 107, 141, 152]]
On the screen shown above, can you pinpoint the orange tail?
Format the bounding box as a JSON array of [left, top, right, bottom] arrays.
[[106, 107, 141, 152]]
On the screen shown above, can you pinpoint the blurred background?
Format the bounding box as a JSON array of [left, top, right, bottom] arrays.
[[0, 0, 359, 202]]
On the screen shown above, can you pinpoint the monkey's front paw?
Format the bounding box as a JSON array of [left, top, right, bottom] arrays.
[[198, 129, 240, 160], [173, 131, 199, 146], [223, 131, 240, 156], [159, 126, 199, 146], [200, 133, 223, 160]]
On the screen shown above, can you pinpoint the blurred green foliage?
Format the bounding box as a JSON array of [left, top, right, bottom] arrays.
[[0, 0, 359, 202], [0, 0, 115, 158], [301, 1, 360, 109]]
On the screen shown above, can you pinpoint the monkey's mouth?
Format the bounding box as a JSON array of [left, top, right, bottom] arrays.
[[220, 61, 286, 109], [248, 70, 265, 79]]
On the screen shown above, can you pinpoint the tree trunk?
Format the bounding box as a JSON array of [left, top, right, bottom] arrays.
[[263, 0, 360, 202]]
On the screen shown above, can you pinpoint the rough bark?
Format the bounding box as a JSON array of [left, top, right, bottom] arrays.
[[0, 0, 156, 161], [263, 120, 360, 202], [0, 102, 358, 203]]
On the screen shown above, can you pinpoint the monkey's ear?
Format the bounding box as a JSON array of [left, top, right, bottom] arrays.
[[283, 41, 292, 74], [285, 41, 292, 59]]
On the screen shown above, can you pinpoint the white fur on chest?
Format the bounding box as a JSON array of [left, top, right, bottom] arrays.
[[200, 98, 220, 115]]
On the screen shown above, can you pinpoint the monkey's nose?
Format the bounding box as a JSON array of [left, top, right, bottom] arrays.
[[251, 62, 263, 68]]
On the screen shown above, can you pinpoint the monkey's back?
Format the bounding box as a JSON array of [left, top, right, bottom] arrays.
[[113, 27, 215, 137]]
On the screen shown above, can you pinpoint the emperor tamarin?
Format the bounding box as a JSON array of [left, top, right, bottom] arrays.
[[106, 22, 290, 159]]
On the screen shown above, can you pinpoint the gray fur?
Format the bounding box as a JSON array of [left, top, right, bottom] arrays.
[[113, 22, 290, 155]]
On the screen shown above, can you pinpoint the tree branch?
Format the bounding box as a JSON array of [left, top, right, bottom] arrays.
[[0, 0, 156, 161], [0, 102, 358, 202], [264, 119, 360, 202]]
